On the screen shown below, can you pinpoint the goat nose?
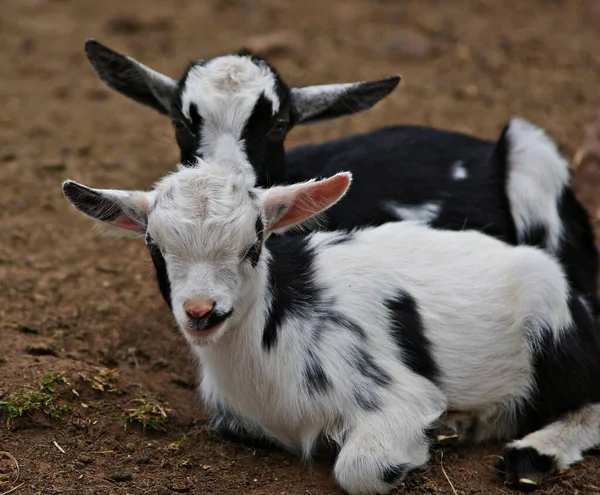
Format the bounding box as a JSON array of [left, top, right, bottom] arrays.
[[184, 299, 215, 319]]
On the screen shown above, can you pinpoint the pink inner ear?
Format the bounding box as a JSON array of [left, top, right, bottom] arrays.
[[271, 173, 351, 232], [110, 215, 144, 233]]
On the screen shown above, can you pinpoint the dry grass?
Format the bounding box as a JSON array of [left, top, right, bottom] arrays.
[[122, 396, 170, 432]]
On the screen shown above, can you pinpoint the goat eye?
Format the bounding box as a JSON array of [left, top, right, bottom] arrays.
[[242, 242, 262, 267], [267, 119, 288, 140]]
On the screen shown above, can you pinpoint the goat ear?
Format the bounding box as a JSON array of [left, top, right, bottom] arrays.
[[290, 75, 400, 124], [62, 180, 151, 236], [85, 39, 177, 116], [262, 173, 352, 234]]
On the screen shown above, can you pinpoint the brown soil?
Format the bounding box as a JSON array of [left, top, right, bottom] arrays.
[[2, 0, 600, 493]]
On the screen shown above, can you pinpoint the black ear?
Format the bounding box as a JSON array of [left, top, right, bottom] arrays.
[[62, 180, 149, 234], [290, 75, 401, 124], [85, 39, 177, 116]]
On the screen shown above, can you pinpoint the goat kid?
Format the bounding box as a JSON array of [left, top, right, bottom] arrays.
[[85, 40, 599, 315], [62, 166, 600, 495]]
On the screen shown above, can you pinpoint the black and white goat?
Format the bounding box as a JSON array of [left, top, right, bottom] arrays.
[[85, 40, 598, 314], [62, 166, 600, 494]]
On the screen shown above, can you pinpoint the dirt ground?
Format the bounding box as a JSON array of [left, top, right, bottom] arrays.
[[2, 0, 600, 493]]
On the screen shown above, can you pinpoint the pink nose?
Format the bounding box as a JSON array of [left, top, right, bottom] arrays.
[[184, 299, 215, 319]]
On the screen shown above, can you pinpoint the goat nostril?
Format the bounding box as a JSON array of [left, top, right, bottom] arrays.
[[186, 308, 212, 320], [184, 300, 215, 320]]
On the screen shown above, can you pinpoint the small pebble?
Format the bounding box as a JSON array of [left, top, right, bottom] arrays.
[[25, 343, 57, 357], [109, 473, 133, 483]]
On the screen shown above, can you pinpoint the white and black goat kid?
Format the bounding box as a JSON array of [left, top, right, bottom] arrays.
[[85, 40, 599, 316], [62, 166, 600, 494]]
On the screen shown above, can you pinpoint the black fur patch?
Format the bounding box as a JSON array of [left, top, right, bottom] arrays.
[[518, 294, 600, 436], [304, 349, 331, 395], [242, 216, 264, 268], [255, 216, 264, 240], [243, 242, 262, 268], [423, 423, 438, 457], [284, 124, 517, 245], [486, 123, 519, 245], [210, 405, 280, 451], [171, 62, 206, 167], [243, 217, 263, 267], [173, 122, 200, 167], [261, 235, 368, 351], [172, 102, 203, 167], [348, 345, 392, 387], [498, 446, 557, 489], [386, 291, 438, 381], [242, 93, 290, 187], [519, 224, 547, 249], [188, 102, 202, 129], [353, 387, 381, 412], [322, 232, 355, 247], [145, 234, 172, 309], [381, 463, 408, 485], [262, 234, 321, 350], [323, 310, 367, 341], [556, 189, 600, 316]]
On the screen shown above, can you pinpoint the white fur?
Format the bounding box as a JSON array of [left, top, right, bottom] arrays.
[[451, 160, 468, 180], [506, 118, 569, 252], [381, 201, 441, 224], [65, 166, 588, 495]]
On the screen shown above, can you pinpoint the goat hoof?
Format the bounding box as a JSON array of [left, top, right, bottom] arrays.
[[436, 434, 459, 442], [435, 411, 476, 446], [497, 446, 558, 491], [518, 478, 539, 487]]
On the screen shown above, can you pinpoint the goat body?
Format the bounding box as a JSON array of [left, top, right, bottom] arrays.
[[62, 168, 600, 494]]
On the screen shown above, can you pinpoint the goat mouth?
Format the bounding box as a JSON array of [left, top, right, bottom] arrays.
[[185, 321, 225, 338], [184, 308, 233, 338]]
